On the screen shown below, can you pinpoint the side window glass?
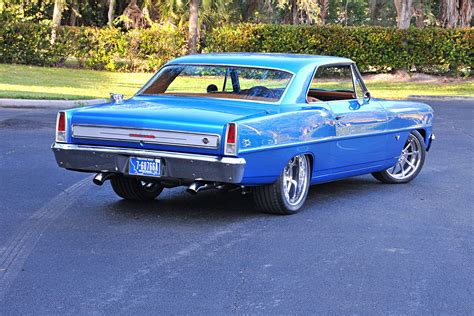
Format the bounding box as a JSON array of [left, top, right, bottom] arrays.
[[307, 65, 356, 102], [353, 72, 365, 99], [353, 66, 364, 99], [311, 65, 354, 92]]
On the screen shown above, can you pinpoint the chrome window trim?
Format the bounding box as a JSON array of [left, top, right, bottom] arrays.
[[71, 124, 221, 149], [136, 63, 296, 105], [351, 63, 370, 97], [304, 62, 361, 105]]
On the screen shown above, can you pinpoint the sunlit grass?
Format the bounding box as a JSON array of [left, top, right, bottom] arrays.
[[0, 63, 472, 100]]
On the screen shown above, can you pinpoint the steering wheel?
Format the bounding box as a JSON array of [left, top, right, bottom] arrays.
[[248, 86, 276, 99]]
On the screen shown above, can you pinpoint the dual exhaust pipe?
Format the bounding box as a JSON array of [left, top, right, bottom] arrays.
[[93, 172, 217, 194], [92, 172, 113, 186]]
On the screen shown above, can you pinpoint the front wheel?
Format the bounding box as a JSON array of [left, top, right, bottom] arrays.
[[253, 154, 311, 215], [372, 130, 426, 184], [110, 175, 163, 201]]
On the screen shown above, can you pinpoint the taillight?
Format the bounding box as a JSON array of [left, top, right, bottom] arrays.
[[56, 111, 67, 143], [224, 122, 237, 155]]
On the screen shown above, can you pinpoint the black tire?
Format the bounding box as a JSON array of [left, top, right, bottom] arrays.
[[110, 175, 163, 201], [253, 155, 311, 215], [372, 130, 426, 184]]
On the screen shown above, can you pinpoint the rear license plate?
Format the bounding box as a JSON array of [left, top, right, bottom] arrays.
[[128, 157, 161, 177]]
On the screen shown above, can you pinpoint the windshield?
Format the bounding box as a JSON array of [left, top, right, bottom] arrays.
[[139, 65, 293, 102]]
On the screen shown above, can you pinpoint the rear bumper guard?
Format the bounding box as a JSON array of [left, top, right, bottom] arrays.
[[51, 143, 246, 183], [427, 133, 435, 151]]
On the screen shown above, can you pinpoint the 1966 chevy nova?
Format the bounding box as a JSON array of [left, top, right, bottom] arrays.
[[52, 53, 434, 215]]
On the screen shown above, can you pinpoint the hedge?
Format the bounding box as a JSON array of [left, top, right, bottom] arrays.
[[0, 22, 187, 72], [205, 24, 473, 74], [0, 22, 472, 74]]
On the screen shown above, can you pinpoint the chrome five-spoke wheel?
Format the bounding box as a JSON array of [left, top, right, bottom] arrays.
[[372, 130, 426, 184], [254, 154, 311, 215], [283, 155, 310, 206]]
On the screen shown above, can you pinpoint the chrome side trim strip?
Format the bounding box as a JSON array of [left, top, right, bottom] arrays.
[[72, 124, 221, 149], [238, 125, 430, 154]]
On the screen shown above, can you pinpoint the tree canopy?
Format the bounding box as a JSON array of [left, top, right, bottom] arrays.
[[1, 0, 471, 28]]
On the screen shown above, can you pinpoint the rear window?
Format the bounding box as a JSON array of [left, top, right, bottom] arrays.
[[140, 65, 293, 102]]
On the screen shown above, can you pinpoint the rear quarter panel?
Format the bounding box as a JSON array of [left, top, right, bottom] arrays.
[[237, 105, 334, 184]]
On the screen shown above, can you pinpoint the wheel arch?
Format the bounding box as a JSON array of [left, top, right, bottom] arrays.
[[416, 128, 427, 144]]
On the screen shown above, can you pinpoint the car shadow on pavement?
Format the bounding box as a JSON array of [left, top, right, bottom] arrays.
[[104, 176, 381, 222], [108, 188, 260, 222]]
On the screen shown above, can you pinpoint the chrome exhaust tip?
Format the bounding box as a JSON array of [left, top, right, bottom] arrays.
[[93, 172, 112, 186], [186, 182, 212, 195]]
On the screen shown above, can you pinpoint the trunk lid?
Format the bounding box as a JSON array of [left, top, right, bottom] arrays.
[[69, 95, 272, 155]]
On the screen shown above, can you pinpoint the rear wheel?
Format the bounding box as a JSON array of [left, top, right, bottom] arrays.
[[372, 130, 426, 184], [253, 154, 311, 215], [111, 175, 163, 201]]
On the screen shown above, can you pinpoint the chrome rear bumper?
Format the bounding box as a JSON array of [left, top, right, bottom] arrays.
[[51, 143, 246, 183]]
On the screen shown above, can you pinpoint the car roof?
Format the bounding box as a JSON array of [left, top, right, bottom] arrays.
[[166, 53, 354, 73]]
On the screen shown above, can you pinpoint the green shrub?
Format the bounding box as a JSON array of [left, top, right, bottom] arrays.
[[205, 24, 473, 75], [0, 22, 68, 66], [0, 22, 187, 72], [0, 22, 471, 74]]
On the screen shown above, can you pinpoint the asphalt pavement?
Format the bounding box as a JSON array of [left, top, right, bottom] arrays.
[[0, 100, 472, 314]]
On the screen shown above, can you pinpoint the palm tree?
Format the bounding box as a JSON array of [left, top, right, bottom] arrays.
[[188, 0, 200, 54], [51, 0, 65, 44], [108, 0, 116, 26]]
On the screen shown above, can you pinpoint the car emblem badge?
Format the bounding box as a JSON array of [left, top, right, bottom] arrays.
[[202, 137, 209, 144]]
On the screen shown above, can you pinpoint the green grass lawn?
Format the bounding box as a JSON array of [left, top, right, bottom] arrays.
[[0, 63, 472, 100]]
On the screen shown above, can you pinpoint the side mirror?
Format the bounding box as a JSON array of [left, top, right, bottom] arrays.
[[110, 93, 124, 104], [363, 91, 371, 102]]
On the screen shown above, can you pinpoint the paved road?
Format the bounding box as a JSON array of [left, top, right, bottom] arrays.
[[0, 100, 472, 314]]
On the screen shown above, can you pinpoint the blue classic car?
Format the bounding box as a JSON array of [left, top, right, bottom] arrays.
[[52, 53, 434, 214]]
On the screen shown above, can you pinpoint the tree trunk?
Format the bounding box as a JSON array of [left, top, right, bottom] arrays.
[[370, 0, 378, 23], [188, 0, 200, 54], [439, 0, 459, 27], [291, 0, 298, 25], [458, 0, 472, 27], [51, 0, 65, 44], [414, 0, 424, 27], [319, 0, 329, 25], [344, 0, 349, 26], [108, 0, 116, 26], [69, 0, 78, 25], [394, 0, 414, 29]]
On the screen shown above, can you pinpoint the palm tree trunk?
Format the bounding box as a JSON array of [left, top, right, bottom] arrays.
[[108, 0, 116, 26], [394, 0, 414, 29], [439, 0, 459, 27], [459, 0, 473, 27], [319, 0, 329, 25], [69, 0, 78, 25], [414, 0, 424, 27], [188, 0, 200, 54], [51, 0, 65, 44]]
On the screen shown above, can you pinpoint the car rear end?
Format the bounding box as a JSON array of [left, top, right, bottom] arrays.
[[51, 102, 248, 187]]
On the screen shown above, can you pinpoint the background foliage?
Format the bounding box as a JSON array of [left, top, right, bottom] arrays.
[[0, 21, 471, 74]]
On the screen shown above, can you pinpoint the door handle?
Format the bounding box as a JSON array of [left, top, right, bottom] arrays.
[[335, 115, 345, 120]]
